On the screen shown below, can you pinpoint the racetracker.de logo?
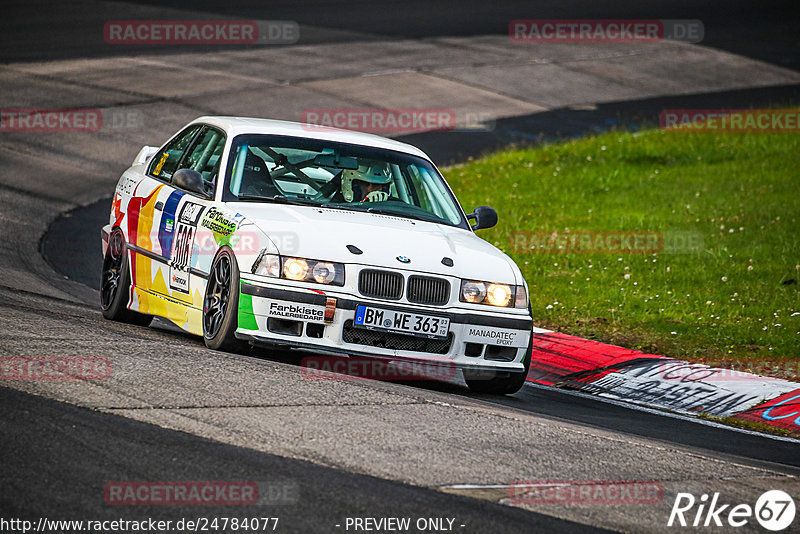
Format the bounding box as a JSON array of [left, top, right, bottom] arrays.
[[0, 109, 101, 132], [509, 480, 664, 505], [300, 356, 459, 381], [509, 230, 703, 255], [509, 20, 703, 43], [660, 109, 800, 133], [0, 356, 111, 381], [104, 482, 258, 505], [104, 20, 299, 45], [0, 108, 145, 133], [301, 109, 456, 134]]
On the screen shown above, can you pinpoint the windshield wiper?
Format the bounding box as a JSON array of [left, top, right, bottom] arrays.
[[362, 206, 441, 224], [235, 194, 323, 206]]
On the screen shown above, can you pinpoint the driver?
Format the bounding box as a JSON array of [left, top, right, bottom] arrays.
[[341, 164, 392, 202]]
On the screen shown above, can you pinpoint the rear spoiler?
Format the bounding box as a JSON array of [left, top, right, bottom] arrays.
[[133, 146, 159, 166]]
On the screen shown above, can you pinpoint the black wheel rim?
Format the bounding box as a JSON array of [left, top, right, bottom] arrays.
[[101, 231, 125, 310], [204, 255, 231, 339]]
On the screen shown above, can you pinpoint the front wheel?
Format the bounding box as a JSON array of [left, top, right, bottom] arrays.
[[100, 228, 152, 326], [203, 248, 246, 352]]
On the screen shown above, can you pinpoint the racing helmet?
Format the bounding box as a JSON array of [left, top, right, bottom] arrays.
[[341, 163, 392, 202]]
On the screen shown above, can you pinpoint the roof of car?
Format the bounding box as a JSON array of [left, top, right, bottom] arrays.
[[191, 116, 430, 159]]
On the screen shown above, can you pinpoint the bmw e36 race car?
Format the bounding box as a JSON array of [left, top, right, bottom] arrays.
[[101, 116, 533, 394]]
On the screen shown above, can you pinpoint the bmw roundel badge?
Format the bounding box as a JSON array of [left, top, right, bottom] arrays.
[[396, 255, 411, 264]]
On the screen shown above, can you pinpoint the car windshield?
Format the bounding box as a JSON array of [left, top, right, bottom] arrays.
[[223, 134, 468, 228]]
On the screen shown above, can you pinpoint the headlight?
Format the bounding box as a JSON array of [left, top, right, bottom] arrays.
[[460, 280, 527, 308], [251, 251, 280, 277], [461, 280, 487, 303], [282, 257, 344, 286], [486, 283, 512, 307], [283, 257, 309, 281], [312, 262, 337, 284]]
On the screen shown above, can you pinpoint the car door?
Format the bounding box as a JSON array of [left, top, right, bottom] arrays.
[[145, 126, 225, 296], [159, 126, 227, 334], [163, 126, 226, 299], [127, 124, 202, 314]]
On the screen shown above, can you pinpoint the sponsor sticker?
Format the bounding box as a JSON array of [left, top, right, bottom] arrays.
[[115, 175, 138, 196], [464, 326, 528, 348], [201, 207, 237, 236], [267, 300, 326, 323]]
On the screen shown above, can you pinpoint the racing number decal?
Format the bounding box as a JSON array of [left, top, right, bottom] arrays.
[[173, 225, 194, 267], [169, 201, 204, 293]]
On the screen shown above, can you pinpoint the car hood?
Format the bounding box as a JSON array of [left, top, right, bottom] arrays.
[[229, 203, 520, 283]]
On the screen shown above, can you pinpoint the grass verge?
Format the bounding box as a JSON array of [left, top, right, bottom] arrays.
[[446, 126, 799, 376]]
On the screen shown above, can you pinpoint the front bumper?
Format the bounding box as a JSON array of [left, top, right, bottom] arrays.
[[235, 277, 532, 372]]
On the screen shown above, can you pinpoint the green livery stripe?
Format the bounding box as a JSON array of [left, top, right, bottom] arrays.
[[237, 286, 259, 331]]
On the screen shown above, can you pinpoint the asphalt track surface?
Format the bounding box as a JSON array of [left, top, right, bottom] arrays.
[[3, 1, 800, 533], [1, 386, 606, 533]]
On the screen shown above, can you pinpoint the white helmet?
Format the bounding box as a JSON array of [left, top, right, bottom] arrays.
[[341, 163, 391, 202]]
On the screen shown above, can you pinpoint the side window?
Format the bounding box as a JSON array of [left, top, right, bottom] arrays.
[[148, 125, 201, 180], [183, 127, 226, 186]]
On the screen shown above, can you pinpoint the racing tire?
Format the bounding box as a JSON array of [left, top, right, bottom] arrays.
[[463, 315, 533, 395], [100, 228, 153, 326], [203, 248, 246, 352]]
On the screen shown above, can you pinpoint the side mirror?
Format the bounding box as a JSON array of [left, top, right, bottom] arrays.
[[468, 206, 498, 230], [173, 168, 212, 199]]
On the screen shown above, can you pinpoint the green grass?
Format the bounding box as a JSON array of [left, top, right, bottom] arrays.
[[445, 127, 800, 373]]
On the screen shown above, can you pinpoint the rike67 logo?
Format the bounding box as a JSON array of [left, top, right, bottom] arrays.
[[668, 490, 795, 531]]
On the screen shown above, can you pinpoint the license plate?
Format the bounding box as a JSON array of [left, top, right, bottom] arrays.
[[354, 305, 450, 339]]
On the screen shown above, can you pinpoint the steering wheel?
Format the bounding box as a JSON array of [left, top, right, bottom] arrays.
[[363, 191, 389, 202]]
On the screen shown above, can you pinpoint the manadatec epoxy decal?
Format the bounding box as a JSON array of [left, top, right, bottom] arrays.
[[157, 190, 185, 258]]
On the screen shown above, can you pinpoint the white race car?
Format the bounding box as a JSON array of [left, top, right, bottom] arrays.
[[101, 117, 533, 394]]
